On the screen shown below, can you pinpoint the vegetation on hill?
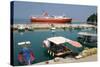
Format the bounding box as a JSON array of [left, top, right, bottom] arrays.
[[87, 13, 97, 25]]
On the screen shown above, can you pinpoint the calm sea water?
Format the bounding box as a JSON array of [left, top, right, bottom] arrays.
[[13, 29, 81, 66], [13, 18, 97, 65]]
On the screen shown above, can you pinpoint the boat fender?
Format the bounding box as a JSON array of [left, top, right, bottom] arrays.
[[48, 50, 49, 53], [49, 51, 52, 55], [52, 52, 54, 56], [43, 40, 50, 48]]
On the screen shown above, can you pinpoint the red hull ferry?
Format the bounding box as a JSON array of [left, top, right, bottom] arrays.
[[30, 12, 72, 24]]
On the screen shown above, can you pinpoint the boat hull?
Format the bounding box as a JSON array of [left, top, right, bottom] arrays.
[[31, 17, 72, 23]]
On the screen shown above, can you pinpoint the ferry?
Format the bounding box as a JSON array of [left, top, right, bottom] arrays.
[[30, 12, 72, 24]]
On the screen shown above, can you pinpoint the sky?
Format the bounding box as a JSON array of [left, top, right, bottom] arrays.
[[12, 1, 97, 24]]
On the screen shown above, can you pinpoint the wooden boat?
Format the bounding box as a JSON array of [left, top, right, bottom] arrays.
[[43, 36, 83, 57]]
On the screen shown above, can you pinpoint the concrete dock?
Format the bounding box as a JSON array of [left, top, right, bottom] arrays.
[[35, 54, 97, 65], [12, 23, 97, 30]]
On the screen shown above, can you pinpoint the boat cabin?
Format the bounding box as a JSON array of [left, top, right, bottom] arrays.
[[77, 32, 97, 47], [43, 36, 83, 57]]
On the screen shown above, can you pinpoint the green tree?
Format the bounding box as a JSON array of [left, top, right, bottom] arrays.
[[87, 13, 97, 25]]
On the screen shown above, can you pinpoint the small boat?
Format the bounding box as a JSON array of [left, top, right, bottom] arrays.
[[27, 27, 33, 31], [25, 26, 33, 31], [77, 32, 97, 47], [17, 41, 35, 65], [18, 25, 25, 32], [18, 41, 31, 47], [43, 36, 83, 57]]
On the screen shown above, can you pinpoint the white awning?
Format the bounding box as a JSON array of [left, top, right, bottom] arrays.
[[18, 42, 25, 46], [47, 36, 70, 45], [78, 32, 97, 36], [18, 41, 31, 46]]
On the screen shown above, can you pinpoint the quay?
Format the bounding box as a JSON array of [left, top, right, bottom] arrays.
[[35, 54, 97, 65], [12, 23, 97, 31]]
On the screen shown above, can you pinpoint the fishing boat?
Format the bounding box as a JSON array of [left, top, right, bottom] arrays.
[[17, 41, 35, 65], [18, 25, 25, 32], [43, 36, 83, 57], [30, 12, 72, 24], [77, 32, 97, 47]]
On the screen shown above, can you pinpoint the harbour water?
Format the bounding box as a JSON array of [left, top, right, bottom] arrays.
[[13, 21, 97, 66], [13, 29, 83, 65]]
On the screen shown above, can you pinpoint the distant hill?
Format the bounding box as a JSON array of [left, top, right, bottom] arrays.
[[87, 13, 97, 25]]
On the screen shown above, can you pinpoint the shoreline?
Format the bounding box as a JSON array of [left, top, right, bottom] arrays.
[[12, 23, 97, 31], [34, 54, 97, 65]]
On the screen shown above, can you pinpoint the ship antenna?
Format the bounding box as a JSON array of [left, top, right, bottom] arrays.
[[42, 11, 48, 16]]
